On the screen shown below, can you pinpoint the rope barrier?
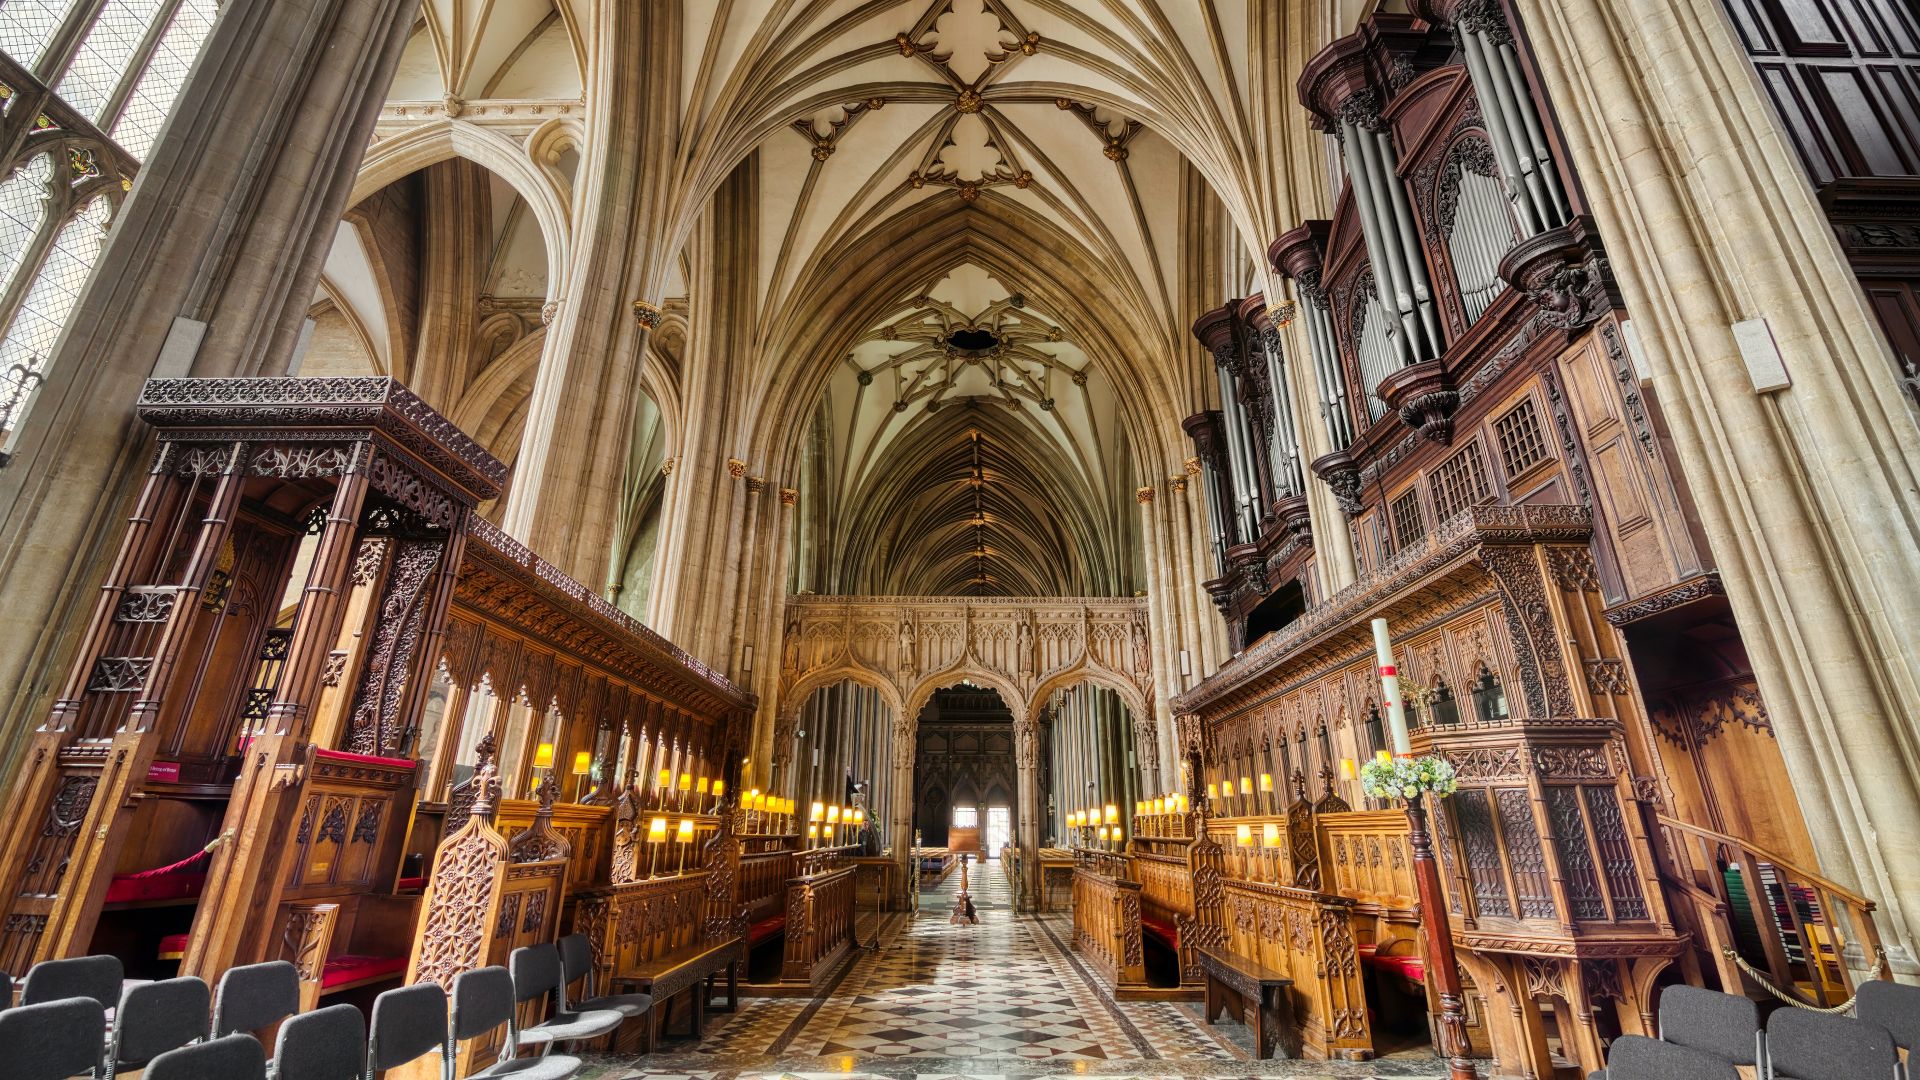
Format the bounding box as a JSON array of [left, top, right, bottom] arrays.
[[1720, 946, 1888, 1015]]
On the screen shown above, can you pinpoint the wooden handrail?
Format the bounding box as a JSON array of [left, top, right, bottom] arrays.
[[1656, 815, 1874, 911], [1655, 813, 1886, 1007]]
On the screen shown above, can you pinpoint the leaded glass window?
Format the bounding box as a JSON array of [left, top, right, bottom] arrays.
[[0, 0, 79, 71], [55, 0, 168, 123], [108, 0, 213, 159], [0, 0, 221, 440], [0, 195, 110, 429], [0, 154, 53, 299]]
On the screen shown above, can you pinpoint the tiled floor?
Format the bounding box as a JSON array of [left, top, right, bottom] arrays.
[[580, 861, 1449, 1079]]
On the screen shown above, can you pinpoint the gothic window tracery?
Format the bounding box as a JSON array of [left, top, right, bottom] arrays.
[[0, 0, 219, 441]]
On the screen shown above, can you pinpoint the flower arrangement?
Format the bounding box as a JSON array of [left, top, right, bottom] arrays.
[[1360, 754, 1458, 801]]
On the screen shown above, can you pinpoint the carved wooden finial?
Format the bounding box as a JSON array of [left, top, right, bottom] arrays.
[[1292, 768, 1309, 802], [469, 761, 499, 820]]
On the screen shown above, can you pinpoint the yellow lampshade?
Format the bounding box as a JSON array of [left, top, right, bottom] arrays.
[[697, 776, 710, 795], [712, 780, 725, 799], [855, 809, 865, 824], [657, 768, 672, 788], [1096, 825, 1109, 842], [810, 801, 825, 822], [1206, 782, 1218, 800], [827, 805, 840, 824], [1259, 773, 1273, 793], [749, 787, 761, 801], [1135, 800, 1147, 817], [1235, 824, 1253, 847], [676, 818, 695, 842], [532, 743, 555, 770], [679, 772, 693, 790], [1376, 749, 1393, 764], [807, 824, 818, 840], [571, 751, 592, 775], [1263, 822, 1281, 848], [647, 817, 668, 840], [1104, 804, 1118, 824], [1152, 798, 1165, 815], [1068, 811, 1080, 827], [1175, 794, 1189, 813], [1110, 825, 1123, 843], [1341, 758, 1357, 780], [1239, 776, 1252, 795]]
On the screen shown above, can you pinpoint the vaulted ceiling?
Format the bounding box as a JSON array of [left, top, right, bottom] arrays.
[[318, 0, 1318, 603]]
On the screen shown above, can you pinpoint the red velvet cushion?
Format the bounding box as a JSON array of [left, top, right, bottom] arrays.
[[105, 871, 207, 905], [157, 933, 190, 960], [396, 876, 427, 892], [320, 954, 407, 989], [1141, 917, 1178, 948], [748, 916, 787, 945], [1369, 954, 1426, 981], [313, 748, 417, 771]]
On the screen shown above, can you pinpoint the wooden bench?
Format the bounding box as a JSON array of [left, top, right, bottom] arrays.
[[617, 934, 746, 1047], [1198, 945, 1298, 1060]]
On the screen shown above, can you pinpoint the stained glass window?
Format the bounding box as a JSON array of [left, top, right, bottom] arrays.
[[0, 153, 53, 301], [0, 0, 80, 71], [108, 0, 212, 159], [0, 195, 110, 431]]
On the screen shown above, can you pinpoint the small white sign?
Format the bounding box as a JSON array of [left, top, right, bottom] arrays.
[[1732, 317, 1791, 393]]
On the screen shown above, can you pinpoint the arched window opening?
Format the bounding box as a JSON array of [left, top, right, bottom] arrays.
[[0, 194, 109, 431], [1472, 665, 1509, 723]]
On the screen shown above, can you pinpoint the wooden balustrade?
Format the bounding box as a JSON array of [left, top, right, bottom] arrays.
[[780, 862, 857, 986], [1655, 813, 1888, 1005], [1317, 811, 1416, 913], [1070, 865, 1147, 992], [572, 868, 712, 984], [1221, 879, 1373, 1060]]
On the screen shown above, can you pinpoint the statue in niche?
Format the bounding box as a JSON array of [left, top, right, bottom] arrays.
[[897, 619, 916, 675], [1017, 618, 1034, 675], [1016, 720, 1039, 769], [783, 619, 802, 672], [1131, 618, 1150, 674]]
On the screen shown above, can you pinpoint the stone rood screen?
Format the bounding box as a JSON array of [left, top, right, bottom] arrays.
[[776, 595, 1154, 731]]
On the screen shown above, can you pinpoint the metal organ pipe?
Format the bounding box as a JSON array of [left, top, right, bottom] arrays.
[[1262, 330, 1305, 497], [1215, 363, 1261, 539], [1457, 20, 1570, 237], [1303, 299, 1353, 449]]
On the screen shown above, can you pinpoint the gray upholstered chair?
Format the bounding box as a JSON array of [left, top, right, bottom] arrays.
[[144, 1032, 266, 1080], [1766, 1007, 1897, 1080], [107, 976, 210, 1079], [270, 1002, 365, 1080], [366, 983, 449, 1078], [212, 961, 301, 1039], [1659, 984, 1764, 1072], [5, 997, 106, 1080], [555, 933, 652, 1019], [1603, 1034, 1740, 1079], [1856, 980, 1920, 1080], [506, 944, 623, 1051], [452, 966, 584, 1079], [21, 954, 123, 1009]]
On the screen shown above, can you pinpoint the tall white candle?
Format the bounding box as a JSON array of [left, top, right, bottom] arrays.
[[1371, 617, 1413, 755]]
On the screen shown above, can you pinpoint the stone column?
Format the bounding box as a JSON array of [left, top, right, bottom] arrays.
[[499, 1, 681, 583], [0, 0, 423, 784], [1518, 0, 1920, 964]]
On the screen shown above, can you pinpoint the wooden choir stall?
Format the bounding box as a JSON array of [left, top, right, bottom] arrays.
[[0, 377, 863, 1070]]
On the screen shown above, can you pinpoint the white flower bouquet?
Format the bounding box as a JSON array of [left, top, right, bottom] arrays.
[[1359, 754, 1458, 801]]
